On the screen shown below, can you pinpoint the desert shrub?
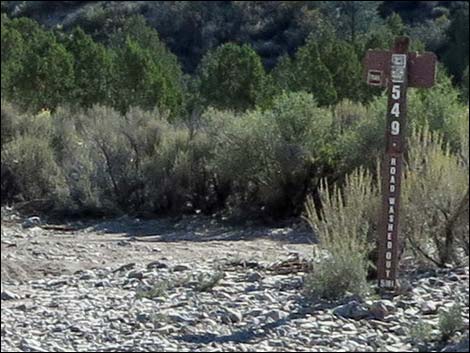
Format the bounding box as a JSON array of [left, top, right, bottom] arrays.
[[193, 270, 225, 292], [402, 123, 469, 267], [408, 70, 466, 150], [1, 100, 19, 147], [331, 98, 386, 175], [1, 107, 67, 204], [51, 105, 214, 215], [135, 281, 169, 300], [206, 91, 333, 216], [409, 320, 433, 346], [439, 303, 464, 341], [50, 106, 104, 213], [1, 135, 66, 203], [142, 123, 213, 213], [303, 168, 378, 299]]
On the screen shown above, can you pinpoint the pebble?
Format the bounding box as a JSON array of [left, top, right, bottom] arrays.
[[22, 216, 41, 229], [1, 220, 468, 353], [1, 289, 21, 301]]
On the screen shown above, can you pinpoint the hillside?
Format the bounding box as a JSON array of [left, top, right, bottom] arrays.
[[1, 1, 468, 73]]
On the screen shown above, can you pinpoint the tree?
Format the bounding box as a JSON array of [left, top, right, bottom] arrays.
[[5, 17, 74, 111], [318, 38, 363, 102], [442, 3, 469, 84], [65, 27, 114, 108], [386, 12, 406, 36], [109, 16, 184, 116], [112, 38, 180, 115], [273, 36, 337, 106], [198, 43, 267, 111], [320, 1, 383, 44], [1, 15, 25, 95]]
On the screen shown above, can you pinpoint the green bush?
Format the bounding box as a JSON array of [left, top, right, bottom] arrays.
[[1, 100, 18, 147], [1, 107, 67, 204], [331, 98, 385, 175], [439, 303, 464, 341], [303, 168, 377, 299], [409, 320, 433, 346], [206, 91, 333, 216], [408, 70, 466, 150], [1, 135, 67, 203], [142, 122, 213, 213]]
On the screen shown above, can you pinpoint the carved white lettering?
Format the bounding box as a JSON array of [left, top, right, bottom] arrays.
[[391, 103, 400, 118], [392, 85, 401, 99]]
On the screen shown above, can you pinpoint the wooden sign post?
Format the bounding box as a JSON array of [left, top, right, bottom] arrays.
[[363, 37, 437, 291]]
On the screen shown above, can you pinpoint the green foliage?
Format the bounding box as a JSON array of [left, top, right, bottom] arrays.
[[438, 303, 464, 341], [0, 6, 468, 223], [1, 109, 67, 203], [51, 105, 213, 214], [330, 98, 385, 176], [409, 320, 433, 345], [198, 43, 267, 111], [386, 12, 405, 36], [442, 3, 469, 84], [206, 91, 333, 216], [408, 15, 450, 53], [135, 281, 169, 300], [408, 69, 467, 151], [3, 17, 74, 111], [1, 100, 18, 147], [319, 38, 363, 102], [109, 15, 184, 116], [319, 1, 383, 44], [112, 38, 173, 114], [1, 14, 184, 116], [303, 168, 377, 299], [64, 27, 114, 108], [274, 36, 337, 106], [1, 15, 25, 94]]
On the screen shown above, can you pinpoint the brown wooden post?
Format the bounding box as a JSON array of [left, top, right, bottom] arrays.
[[363, 37, 437, 292], [377, 37, 409, 290]]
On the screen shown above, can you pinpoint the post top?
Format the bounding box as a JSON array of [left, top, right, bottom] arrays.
[[363, 36, 437, 88], [393, 36, 410, 54]]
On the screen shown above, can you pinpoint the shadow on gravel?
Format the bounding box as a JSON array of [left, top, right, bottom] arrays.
[[83, 216, 316, 244]]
